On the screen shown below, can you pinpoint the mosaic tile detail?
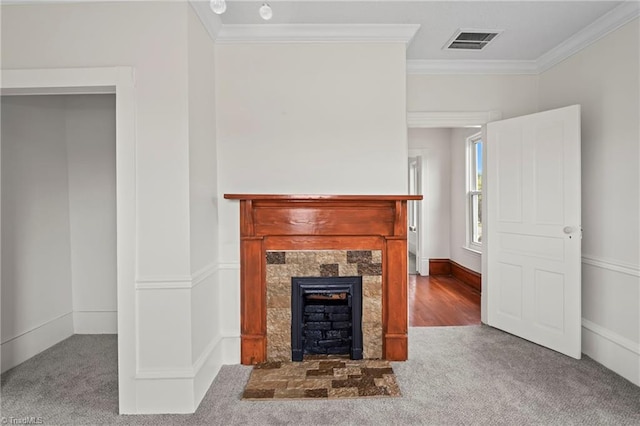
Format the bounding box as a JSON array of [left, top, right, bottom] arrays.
[[358, 263, 382, 276], [266, 250, 383, 360], [320, 264, 339, 277], [347, 250, 372, 264], [266, 252, 286, 265], [242, 358, 401, 400]]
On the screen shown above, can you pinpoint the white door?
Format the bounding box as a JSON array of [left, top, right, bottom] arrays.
[[486, 105, 581, 359]]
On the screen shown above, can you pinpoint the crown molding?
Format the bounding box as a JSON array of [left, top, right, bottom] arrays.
[[407, 111, 502, 128], [408, 1, 640, 76], [189, 0, 223, 43], [407, 59, 538, 75], [535, 0, 640, 73], [216, 24, 421, 47]]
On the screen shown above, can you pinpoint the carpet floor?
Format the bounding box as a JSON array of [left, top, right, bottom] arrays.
[[2, 326, 640, 425]]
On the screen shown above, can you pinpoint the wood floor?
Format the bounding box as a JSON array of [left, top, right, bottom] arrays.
[[409, 274, 481, 327]]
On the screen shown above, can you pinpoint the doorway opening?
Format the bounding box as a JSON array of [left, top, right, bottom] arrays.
[[1, 66, 136, 414], [406, 111, 500, 327], [1, 93, 118, 401]]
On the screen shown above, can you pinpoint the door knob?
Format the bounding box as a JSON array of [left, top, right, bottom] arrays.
[[563, 226, 574, 234]]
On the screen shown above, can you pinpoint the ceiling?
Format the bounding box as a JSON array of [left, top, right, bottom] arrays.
[[204, 1, 626, 62]]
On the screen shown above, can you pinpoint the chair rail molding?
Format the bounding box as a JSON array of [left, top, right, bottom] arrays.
[[582, 254, 640, 278]]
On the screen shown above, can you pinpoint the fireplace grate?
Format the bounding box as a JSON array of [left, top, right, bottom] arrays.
[[291, 277, 363, 362]]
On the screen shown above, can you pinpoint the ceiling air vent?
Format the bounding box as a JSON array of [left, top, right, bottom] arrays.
[[444, 29, 503, 50]]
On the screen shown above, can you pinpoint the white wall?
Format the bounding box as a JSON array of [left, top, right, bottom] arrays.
[[538, 18, 640, 386], [65, 95, 117, 334], [408, 74, 538, 120], [1, 2, 222, 413], [186, 6, 222, 405], [216, 42, 409, 348], [408, 128, 452, 274], [449, 127, 482, 273], [1, 96, 74, 373]]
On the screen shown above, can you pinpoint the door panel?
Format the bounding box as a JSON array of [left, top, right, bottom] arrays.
[[487, 105, 581, 359]]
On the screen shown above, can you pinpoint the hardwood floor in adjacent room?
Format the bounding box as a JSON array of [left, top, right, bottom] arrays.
[[409, 274, 481, 327]]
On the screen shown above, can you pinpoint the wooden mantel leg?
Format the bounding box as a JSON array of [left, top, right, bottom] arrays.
[[240, 237, 266, 365], [383, 237, 408, 361]]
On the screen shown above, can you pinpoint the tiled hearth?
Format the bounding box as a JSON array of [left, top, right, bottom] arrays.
[[266, 250, 383, 361]]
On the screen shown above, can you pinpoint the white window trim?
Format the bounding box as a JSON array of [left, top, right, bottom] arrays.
[[466, 132, 483, 253]]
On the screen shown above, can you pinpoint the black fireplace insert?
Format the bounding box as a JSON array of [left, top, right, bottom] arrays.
[[291, 276, 363, 362]]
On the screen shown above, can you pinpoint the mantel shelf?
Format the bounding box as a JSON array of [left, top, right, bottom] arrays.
[[224, 194, 423, 201]]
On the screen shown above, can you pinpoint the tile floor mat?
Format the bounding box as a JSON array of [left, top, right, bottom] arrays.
[[242, 358, 401, 400]]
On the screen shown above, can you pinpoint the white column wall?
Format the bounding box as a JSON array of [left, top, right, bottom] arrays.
[[1, 2, 209, 413], [216, 42, 409, 353], [538, 18, 640, 386], [186, 6, 224, 406]]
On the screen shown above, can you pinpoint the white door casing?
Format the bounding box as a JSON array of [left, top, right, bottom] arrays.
[[486, 105, 582, 359], [408, 156, 422, 274]]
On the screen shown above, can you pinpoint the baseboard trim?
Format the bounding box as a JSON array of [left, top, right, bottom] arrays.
[[73, 311, 117, 334], [451, 260, 481, 292], [1, 312, 74, 373], [193, 335, 226, 408], [582, 319, 640, 356], [582, 319, 639, 386], [429, 258, 451, 275], [134, 334, 241, 414], [193, 336, 240, 409], [429, 259, 481, 292], [221, 335, 241, 363]]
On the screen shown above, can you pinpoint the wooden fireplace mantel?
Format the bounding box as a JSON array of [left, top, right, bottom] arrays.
[[224, 194, 422, 364]]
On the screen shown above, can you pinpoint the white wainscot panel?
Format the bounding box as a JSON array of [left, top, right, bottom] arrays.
[[218, 264, 241, 337], [581, 258, 640, 386], [136, 288, 192, 372]]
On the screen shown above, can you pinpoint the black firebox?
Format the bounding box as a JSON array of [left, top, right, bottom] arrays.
[[291, 276, 363, 362]]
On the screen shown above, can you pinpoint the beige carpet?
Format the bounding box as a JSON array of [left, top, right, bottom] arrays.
[[242, 358, 401, 400], [3, 327, 640, 425]]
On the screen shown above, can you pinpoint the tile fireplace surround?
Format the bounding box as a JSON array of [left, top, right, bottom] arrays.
[[267, 249, 382, 360], [224, 194, 422, 365]]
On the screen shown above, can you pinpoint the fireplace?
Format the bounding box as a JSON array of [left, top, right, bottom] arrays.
[[224, 194, 422, 365], [291, 276, 363, 361]]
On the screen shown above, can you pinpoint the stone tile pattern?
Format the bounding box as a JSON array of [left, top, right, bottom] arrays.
[[266, 250, 383, 361], [242, 358, 400, 400]]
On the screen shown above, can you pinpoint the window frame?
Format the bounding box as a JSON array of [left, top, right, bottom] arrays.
[[466, 132, 483, 253]]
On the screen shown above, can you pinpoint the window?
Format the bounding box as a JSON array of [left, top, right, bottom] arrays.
[[467, 133, 483, 251]]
